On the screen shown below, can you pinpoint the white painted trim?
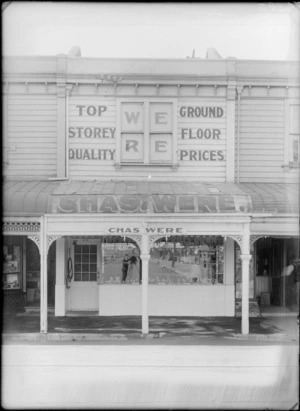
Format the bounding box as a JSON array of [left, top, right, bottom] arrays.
[[144, 101, 150, 164], [226, 98, 235, 182], [284, 99, 290, 165], [40, 216, 48, 334]]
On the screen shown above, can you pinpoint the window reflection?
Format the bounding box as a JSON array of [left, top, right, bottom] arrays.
[[100, 243, 141, 284], [149, 238, 224, 285]]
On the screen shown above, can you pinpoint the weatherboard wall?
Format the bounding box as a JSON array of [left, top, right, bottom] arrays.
[[4, 84, 58, 179]]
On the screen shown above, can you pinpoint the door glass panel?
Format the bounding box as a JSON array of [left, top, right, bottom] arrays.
[[74, 243, 98, 282]]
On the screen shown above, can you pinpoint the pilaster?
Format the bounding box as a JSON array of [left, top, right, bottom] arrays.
[[226, 81, 237, 182], [56, 54, 67, 178]]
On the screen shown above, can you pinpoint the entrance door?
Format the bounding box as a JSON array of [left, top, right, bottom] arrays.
[[69, 240, 100, 311]]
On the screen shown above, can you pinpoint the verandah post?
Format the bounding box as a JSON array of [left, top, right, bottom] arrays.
[[241, 222, 252, 335], [40, 215, 48, 334], [141, 234, 150, 334]]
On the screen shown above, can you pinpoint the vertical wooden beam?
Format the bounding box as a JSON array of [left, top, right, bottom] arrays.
[[226, 81, 236, 182], [22, 236, 26, 293], [55, 237, 66, 316], [40, 216, 48, 334], [241, 223, 251, 335], [141, 234, 150, 334], [56, 54, 67, 178]]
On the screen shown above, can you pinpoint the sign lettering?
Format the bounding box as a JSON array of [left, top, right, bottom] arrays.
[[179, 150, 225, 161], [179, 106, 224, 118], [69, 149, 115, 160], [108, 227, 183, 234], [50, 194, 252, 214], [69, 127, 115, 139], [76, 105, 107, 116], [181, 128, 221, 139], [124, 111, 140, 124]]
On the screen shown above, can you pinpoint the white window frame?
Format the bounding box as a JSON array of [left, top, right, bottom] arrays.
[[284, 100, 300, 168], [116, 98, 178, 168]]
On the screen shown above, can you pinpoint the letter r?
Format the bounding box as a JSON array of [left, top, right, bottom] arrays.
[[126, 140, 139, 152]]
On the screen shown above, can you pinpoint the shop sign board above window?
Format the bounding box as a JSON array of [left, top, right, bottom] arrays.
[[49, 193, 252, 214]]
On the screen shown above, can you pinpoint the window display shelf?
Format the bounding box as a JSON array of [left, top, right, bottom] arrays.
[[3, 245, 21, 290]]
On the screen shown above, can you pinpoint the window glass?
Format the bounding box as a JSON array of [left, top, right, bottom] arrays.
[[149, 237, 224, 285], [100, 242, 140, 284], [289, 105, 300, 164], [73, 244, 98, 282], [119, 100, 175, 165]]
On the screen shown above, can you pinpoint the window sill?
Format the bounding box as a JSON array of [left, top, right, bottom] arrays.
[[115, 163, 179, 170]]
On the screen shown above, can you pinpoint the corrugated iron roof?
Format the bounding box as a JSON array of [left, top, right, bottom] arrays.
[[3, 180, 299, 215]]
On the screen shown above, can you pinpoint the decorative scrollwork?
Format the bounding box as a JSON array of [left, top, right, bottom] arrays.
[[250, 235, 265, 251], [47, 235, 61, 253], [124, 234, 143, 252], [3, 221, 40, 233], [148, 235, 166, 249], [226, 235, 243, 249], [28, 235, 41, 252]]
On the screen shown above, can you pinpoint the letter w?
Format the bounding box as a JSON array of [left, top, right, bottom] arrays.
[[125, 112, 140, 124], [152, 195, 176, 212]]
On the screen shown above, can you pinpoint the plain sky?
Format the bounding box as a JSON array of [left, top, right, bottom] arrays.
[[2, 2, 300, 60]]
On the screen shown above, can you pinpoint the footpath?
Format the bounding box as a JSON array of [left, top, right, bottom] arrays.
[[2, 307, 299, 344]]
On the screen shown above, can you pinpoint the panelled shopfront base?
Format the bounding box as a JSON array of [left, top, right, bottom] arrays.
[[98, 285, 234, 317]]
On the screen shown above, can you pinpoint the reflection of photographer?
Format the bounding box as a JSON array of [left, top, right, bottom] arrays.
[[281, 255, 299, 309], [127, 249, 140, 283], [121, 253, 130, 283]]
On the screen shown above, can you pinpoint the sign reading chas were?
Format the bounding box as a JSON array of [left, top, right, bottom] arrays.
[[108, 227, 184, 234], [68, 102, 226, 163], [50, 193, 252, 214]]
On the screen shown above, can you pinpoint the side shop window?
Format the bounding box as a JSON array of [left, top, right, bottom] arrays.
[[117, 100, 176, 166], [288, 104, 300, 166]]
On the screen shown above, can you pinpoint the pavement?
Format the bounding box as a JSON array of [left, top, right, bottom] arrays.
[[2, 308, 299, 344]]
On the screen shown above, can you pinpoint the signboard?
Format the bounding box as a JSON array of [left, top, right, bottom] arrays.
[[49, 193, 252, 214], [68, 99, 227, 167]]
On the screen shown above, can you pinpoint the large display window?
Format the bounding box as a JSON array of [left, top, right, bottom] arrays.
[[149, 236, 224, 285], [96, 235, 225, 285]]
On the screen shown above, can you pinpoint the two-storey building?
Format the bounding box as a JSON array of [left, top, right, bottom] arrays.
[[3, 48, 299, 334]]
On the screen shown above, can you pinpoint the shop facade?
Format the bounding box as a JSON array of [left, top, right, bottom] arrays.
[[3, 50, 299, 334]]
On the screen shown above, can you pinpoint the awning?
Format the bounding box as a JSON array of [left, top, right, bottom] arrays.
[[3, 180, 299, 216]]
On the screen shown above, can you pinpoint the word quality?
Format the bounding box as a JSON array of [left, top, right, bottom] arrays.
[[69, 149, 115, 160]]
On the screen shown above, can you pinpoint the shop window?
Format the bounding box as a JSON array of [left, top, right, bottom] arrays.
[[285, 104, 300, 168], [149, 236, 224, 285], [100, 241, 141, 284], [3, 244, 21, 289], [116, 99, 177, 167], [74, 244, 97, 282]]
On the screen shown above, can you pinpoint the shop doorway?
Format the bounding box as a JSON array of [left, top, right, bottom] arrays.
[[26, 238, 40, 307], [68, 239, 100, 311], [254, 238, 284, 307]]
